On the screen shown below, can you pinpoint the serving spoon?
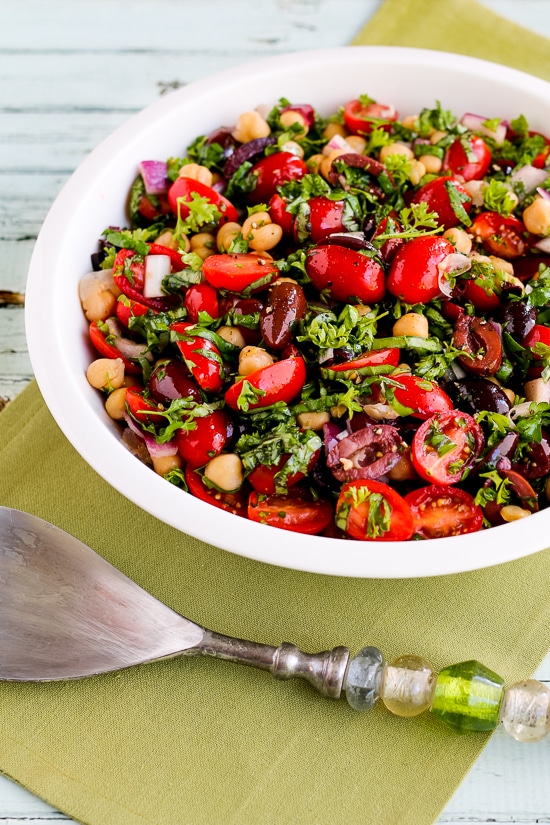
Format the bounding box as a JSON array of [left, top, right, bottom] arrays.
[[0, 506, 349, 699]]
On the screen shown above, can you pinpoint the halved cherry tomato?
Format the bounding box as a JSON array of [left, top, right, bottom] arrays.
[[248, 152, 308, 205], [304, 196, 345, 243], [343, 98, 398, 135], [462, 276, 501, 313], [443, 135, 492, 181], [404, 485, 483, 538], [167, 177, 238, 225], [411, 411, 484, 484], [387, 236, 455, 303], [148, 360, 202, 405], [88, 320, 142, 375], [176, 409, 230, 467], [306, 244, 385, 303], [112, 247, 179, 312], [268, 193, 295, 236], [522, 324, 550, 352], [125, 387, 159, 424], [171, 321, 224, 393], [225, 357, 306, 411], [137, 192, 171, 223], [248, 449, 320, 495], [323, 348, 400, 378], [185, 466, 247, 517], [248, 489, 332, 534], [411, 176, 472, 230], [202, 253, 279, 294], [470, 212, 527, 259], [112, 248, 146, 291], [335, 480, 413, 541], [184, 283, 219, 323], [388, 374, 454, 420], [116, 298, 150, 328]]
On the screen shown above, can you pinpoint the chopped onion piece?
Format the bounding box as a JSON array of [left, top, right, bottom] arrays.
[[437, 253, 471, 297], [139, 160, 169, 195], [509, 164, 549, 197], [322, 134, 356, 156], [534, 236, 550, 253], [536, 187, 550, 201], [460, 113, 506, 145], [144, 254, 171, 298]]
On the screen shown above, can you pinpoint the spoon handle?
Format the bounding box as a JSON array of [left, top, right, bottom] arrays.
[[195, 630, 350, 699]]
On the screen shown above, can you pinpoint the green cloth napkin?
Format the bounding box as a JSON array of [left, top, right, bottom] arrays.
[[2, 3, 550, 824]]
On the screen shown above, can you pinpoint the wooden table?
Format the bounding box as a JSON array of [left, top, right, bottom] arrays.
[[1, 0, 550, 821]]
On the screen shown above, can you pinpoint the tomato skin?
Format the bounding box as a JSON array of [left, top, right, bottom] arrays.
[[125, 387, 158, 424], [390, 374, 454, 420], [171, 321, 224, 393], [470, 212, 527, 259], [305, 197, 345, 243], [116, 298, 150, 328], [176, 410, 230, 468], [411, 176, 472, 230], [248, 152, 308, 205], [336, 480, 414, 542], [88, 321, 142, 375], [343, 99, 397, 135], [443, 135, 492, 181], [306, 244, 386, 303], [387, 236, 455, 303], [185, 466, 247, 517], [523, 324, 550, 352], [405, 485, 483, 539], [202, 253, 279, 294], [462, 277, 501, 313], [184, 283, 219, 323], [248, 450, 319, 495], [248, 490, 333, 535], [112, 248, 145, 290], [225, 357, 306, 411], [268, 193, 295, 236], [323, 348, 400, 378], [411, 411, 484, 485], [167, 177, 238, 225]]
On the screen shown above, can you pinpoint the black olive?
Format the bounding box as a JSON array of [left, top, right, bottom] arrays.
[[501, 301, 537, 340], [447, 377, 511, 415]]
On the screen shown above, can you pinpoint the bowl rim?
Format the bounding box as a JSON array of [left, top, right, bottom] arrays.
[[25, 45, 550, 578]]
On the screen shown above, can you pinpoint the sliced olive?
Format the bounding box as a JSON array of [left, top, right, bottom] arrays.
[[453, 314, 502, 376], [447, 377, 511, 415]]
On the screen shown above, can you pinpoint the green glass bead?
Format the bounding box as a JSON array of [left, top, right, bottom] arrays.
[[431, 660, 505, 732]]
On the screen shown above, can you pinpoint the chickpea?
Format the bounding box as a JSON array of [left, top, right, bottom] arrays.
[[430, 130, 448, 145], [379, 142, 414, 162], [217, 326, 247, 349], [189, 232, 216, 260], [279, 109, 309, 138], [81, 287, 117, 322], [280, 140, 305, 159], [345, 135, 367, 154], [489, 256, 515, 276], [320, 149, 346, 180], [502, 387, 516, 405], [387, 448, 417, 482], [523, 197, 550, 236], [238, 346, 274, 376], [500, 505, 532, 522], [418, 154, 442, 174], [401, 114, 419, 130], [216, 221, 242, 252], [408, 160, 426, 185], [154, 230, 179, 250], [352, 303, 372, 316], [329, 404, 347, 418], [443, 227, 472, 255], [204, 453, 244, 492], [322, 122, 347, 140], [307, 153, 324, 174], [178, 163, 213, 187], [242, 211, 283, 252], [392, 312, 429, 339], [152, 453, 183, 477], [232, 110, 270, 143], [105, 387, 127, 420], [86, 358, 125, 391], [242, 211, 272, 238], [296, 411, 330, 431]]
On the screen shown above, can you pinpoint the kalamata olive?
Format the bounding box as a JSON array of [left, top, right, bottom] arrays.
[[149, 360, 202, 405], [453, 314, 502, 375], [475, 431, 519, 472], [501, 301, 537, 340], [223, 137, 277, 179], [327, 153, 385, 187], [260, 281, 307, 350], [512, 429, 550, 479], [483, 468, 539, 525], [447, 377, 511, 415], [322, 346, 355, 367], [326, 424, 405, 482], [205, 127, 238, 156]]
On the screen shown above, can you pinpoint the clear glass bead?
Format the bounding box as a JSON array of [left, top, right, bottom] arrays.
[[381, 654, 435, 718], [344, 646, 385, 711], [500, 680, 550, 742], [431, 660, 504, 732]]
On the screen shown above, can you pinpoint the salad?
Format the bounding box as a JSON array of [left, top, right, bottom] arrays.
[[80, 93, 550, 542]]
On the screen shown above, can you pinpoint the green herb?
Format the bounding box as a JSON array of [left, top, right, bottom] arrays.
[[297, 304, 379, 354], [483, 179, 517, 216], [174, 193, 221, 236], [417, 101, 459, 136], [236, 380, 267, 412], [474, 471, 512, 508], [374, 202, 442, 241], [236, 424, 322, 494], [335, 485, 392, 538], [444, 180, 472, 226], [225, 161, 257, 199], [141, 397, 220, 444], [426, 418, 458, 457]]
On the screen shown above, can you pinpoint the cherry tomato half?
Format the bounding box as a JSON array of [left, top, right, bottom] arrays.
[[470, 212, 527, 259], [335, 480, 413, 542], [202, 253, 279, 294], [171, 321, 225, 393], [387, 236, 455, 304], [88, 320, 142, 375], [306, 244, 386, 304], [185, 466, 247, 517], [248, 152, 308, 205], [411, 176, 472, 230], [116, 298, 150, 328], [305, 197, 345, 243], [184, 283, 219, 323], [167, 177, 238, 225], [522, 324, 550, 352], [268, 193, 295, 236], [224, 357, 306, 411], [248, 490, 333, 535], [176, 410, 230, 468], [323, 348, 400, 379], [404, 485, 483, 539], [411, 411, 484, 484], [389, 374, 454, 420], [443, 135, 492, 181], [343, 98, 398, 135], [248, 450, 319, 495], [125, 387, 158, 424]]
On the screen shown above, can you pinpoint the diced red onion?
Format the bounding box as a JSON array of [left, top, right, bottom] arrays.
[[281, 103, 315, 128], [318, 348, 334, 365], [144, 254, 171, 298], [323, 421, 343, 454], [124, 412, 144, 439], [534, 236, 550, 253], [123, 415, 178, 458], [139, 161, 169, 195], [460, 113, 506, 145], [536, 187, 550, 201], [322, 134, 355, 156], [510, 164, 549, 195], [114, 336, 153, 362]]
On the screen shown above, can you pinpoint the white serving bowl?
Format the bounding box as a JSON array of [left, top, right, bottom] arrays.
[[25, 46, 550, 578]]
